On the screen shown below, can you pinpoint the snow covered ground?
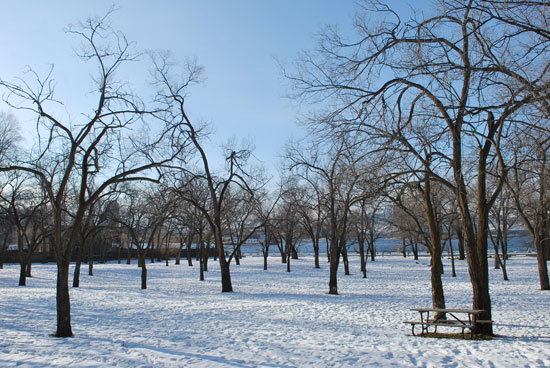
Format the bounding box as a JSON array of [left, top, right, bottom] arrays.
[[0, 254, 548, 367]]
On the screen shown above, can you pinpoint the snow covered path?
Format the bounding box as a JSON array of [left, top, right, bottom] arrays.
[[0, 255, 548, 367]]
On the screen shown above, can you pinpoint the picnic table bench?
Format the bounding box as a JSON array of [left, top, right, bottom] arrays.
[[403, 308, 493, 338]]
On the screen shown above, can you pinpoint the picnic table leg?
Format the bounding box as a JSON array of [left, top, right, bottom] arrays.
[[411, 324, 416, 336], [421, 311, 428, 335], [468, 313, 473, 339]]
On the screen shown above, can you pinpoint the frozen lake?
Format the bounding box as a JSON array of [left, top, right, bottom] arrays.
[[239, 236, 535, 256]]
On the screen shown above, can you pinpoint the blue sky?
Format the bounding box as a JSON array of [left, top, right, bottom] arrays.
[[0, 1, 420, 176]]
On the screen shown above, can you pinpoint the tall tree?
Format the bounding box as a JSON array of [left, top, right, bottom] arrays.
[[0, 174, 51, 286], [0, 12, 190, 337], [154, 53, 265, 293], [287, 135, 370, 294], [508, 126, 550, 290], [285, 0, 550, 334]]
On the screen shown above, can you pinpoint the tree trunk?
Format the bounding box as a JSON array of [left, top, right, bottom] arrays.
[[73, 242, 84, 287], [186, 242, 193, 266], [278, 242, 286, 263], [219, 256, 232, 292], [534, 234, 550, 290], [26, 261, 32, 277], [126, 244, 131, 265], [326, 237, 330, 263], [411, 239, 418, 260], [215, 230, 232, 292], [286, 244, 291, 273], [55, 260, 73, 337], [73, 260, 81, 288], [369, 242, 376, 262], [328, 237, 340, 295], [199, 242, 205, 281], [140, 254, 147, 290], [235, 246, 241, 266], [342, 243, 350, 276], [19, 261, 27, 286], [88, 242, 94, 276], [203, 242, 209, 272], [291, 246, 298, 260], [175, 244, 182, 265], [450, 239, 456, 278], [452, 129, 494, 336], [422, 177, 446, 315], [359, 238, 366, 279], [456, 225, 465, 260]]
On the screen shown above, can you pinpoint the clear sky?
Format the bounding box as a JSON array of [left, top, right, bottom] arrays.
[[0, 1, 421, 176]]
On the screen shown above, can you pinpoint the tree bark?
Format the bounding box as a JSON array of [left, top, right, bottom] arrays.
[[18, 261, 27, 286], [139, 254, 147, 290], [369, 241, 376, 262], [311, 235, 320, 269], [359, 238, 367, 278], [199, 241, 205, 281], [55, 260, 73, 337], [328, 237, 340, 295], [421, 177, 446, 314], [219, 256, 232, 292], [73, 242, 84, 287], [186, 241, 193, 266], [88, 242, 94, 276], [214, 230, 232, 292], [450, 239, 456, 278], [286, 243, 291, 273], [342, 243, 350, 276], [73, 260, 81, 288], [455, 225, 465, 260], [126, 242, 132, 264], [203, 243, 209, 271], [534, 234, 550, 290]]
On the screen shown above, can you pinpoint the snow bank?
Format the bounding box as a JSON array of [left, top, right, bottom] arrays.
[[0, 255, 548, 367]]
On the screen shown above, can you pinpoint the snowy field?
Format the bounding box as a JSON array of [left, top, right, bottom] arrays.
[[0, 255, 548, 367]]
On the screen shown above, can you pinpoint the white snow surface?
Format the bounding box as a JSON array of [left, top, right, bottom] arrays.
[[0, 255, 548, 367]]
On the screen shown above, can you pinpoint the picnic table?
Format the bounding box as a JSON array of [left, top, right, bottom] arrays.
[[403, 308, 493, 338]]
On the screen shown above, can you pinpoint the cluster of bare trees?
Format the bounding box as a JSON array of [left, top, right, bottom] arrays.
[[0, 11, 266, 337], [284, 0, 550, 335], [1, 1, 548, 339]]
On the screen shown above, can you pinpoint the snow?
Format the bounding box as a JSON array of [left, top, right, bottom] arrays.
[[0, 255, 548, 367]]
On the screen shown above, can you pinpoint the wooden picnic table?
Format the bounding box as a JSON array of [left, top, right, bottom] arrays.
[[404, 308, 492, 338]]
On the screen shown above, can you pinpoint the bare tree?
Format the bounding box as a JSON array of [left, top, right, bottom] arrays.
[[488, 184, 516, 281], [223, 187, 263, 266], [508, 126, 550, 290], [153, 52, 266, 293], [255, 189, 280, 271], [0, 173, 51, 286], [351, 195, 383, 278], [0, 12, 191, 337], [273, 179, 305, 272], [0, 112, 20, 164], [296, 182, 325, 269], [287, 135, 371, 294], [116, 184, 175, 289], [285, 0, 550, 334]]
